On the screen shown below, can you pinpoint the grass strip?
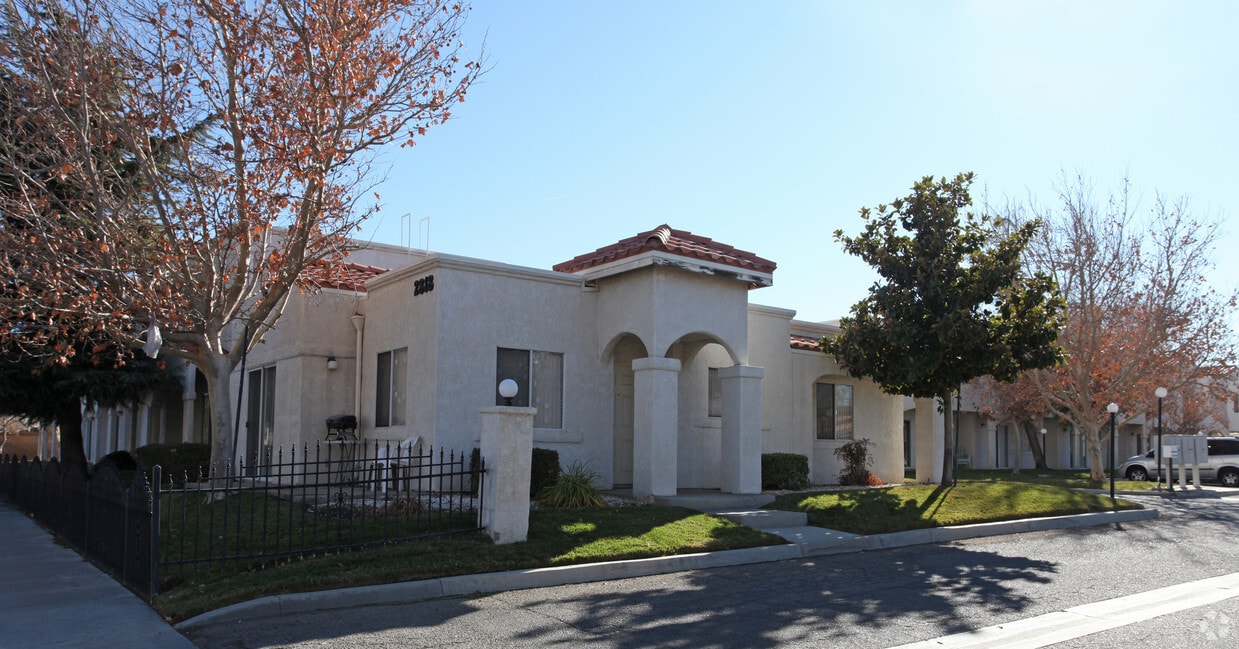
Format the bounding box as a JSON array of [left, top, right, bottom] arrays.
[[770, 482, 1140, 535], [153, 505, 781, 623]]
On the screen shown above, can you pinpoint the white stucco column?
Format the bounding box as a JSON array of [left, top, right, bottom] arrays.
[[979, 420, 996, 470], [136, 398, 152, 449], [720, 365, 764, 494], [632, 357, 681, 502], [112, 407, 126, 452], [181, 365, 197, 443], [479, 405, 535, 545], [914, 398, 943, 484]]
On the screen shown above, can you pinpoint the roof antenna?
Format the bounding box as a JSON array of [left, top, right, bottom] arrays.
[[399, 213, 412, 254]]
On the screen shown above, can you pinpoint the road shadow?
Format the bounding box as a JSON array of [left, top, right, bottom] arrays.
[[185, 543, 1059, 648]]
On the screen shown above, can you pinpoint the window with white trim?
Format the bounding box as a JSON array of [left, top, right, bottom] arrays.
[[496, 348, 563, 429], [375, 348, 407, 427], [815, 382, 854, 440]]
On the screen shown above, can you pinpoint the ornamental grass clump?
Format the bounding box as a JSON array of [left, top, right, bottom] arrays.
[[539, 462, 607, 508]]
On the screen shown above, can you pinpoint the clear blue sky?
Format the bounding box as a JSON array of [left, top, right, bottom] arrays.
[[357, 0, 1239, 325]]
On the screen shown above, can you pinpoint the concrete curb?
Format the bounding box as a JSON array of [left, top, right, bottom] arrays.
[[176, 508, 1158, 630]]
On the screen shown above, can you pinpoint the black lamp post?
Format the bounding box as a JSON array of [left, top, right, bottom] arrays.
[[1155, 386, 1167, 491], [1107, 402, 1118, 507], [953, 388, 962, 487]]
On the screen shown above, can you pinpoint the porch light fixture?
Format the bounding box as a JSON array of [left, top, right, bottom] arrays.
[[1107, 402, 1119, 506], [326, 357, 339, 371], [498, 379, 519, 406], [1155, 386, 1168, 491]]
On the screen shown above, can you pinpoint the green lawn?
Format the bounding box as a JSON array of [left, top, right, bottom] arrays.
[[153, 505, 781, 623], [769, 481, 1139, 535], [953, 468, 1159, 491], [154, 476, 1144, 623]]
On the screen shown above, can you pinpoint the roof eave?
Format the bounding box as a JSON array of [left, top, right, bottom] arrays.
[[573, 250, 773, 288]]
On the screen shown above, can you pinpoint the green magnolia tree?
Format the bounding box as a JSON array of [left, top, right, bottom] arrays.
[[0, 338, 180, 477], [824, 173, 1063, 486]]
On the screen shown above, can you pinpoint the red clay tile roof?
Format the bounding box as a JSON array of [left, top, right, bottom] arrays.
[[298, 260, 389, 293], [790, 334, 822, 351], [552, 224, 777, 276]]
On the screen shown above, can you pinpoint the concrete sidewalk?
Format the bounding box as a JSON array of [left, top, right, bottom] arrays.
[[0, 503, 197, 649]]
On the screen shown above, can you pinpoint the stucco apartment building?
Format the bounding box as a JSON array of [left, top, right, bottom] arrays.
[[220, 224, 905, 499], [65, 225, 909, 497], [57, 224, 1238, 490]]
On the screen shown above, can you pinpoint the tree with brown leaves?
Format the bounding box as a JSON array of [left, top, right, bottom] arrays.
[[1005, 174, 1237, 481], [1, 0, 480, 471]]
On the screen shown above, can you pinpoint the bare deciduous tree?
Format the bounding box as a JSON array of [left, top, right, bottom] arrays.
[[1, 0, 481, 470], [1005, 173, 1237, 480]]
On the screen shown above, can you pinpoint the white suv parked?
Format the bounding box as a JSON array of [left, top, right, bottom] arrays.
[[1117, 436, 1239, 487]]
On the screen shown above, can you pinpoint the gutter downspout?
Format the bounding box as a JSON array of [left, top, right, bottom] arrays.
[[350, 314, 366, 424]]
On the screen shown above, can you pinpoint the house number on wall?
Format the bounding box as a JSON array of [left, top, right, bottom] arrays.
[[414, 274, 435, 296]]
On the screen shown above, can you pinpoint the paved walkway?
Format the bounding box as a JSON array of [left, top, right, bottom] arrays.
[[0, 503, 197, 649], [10, 488, 1230, 646]]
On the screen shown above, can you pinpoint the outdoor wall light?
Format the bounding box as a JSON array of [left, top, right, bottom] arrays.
[[498, 378, 519, 406], [326, 357, 338, 371]]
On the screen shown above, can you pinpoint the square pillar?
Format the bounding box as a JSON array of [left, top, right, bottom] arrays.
[[632, 357, 681, 502], [720, 365, 764, 494], [479, 405, 535, 544], [914, 398, 943, 484]]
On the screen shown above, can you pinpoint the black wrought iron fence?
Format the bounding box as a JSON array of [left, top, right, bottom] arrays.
[[0, 440, 486, 598], [0, 457, 159, 597], [159, 441, 485, 588]]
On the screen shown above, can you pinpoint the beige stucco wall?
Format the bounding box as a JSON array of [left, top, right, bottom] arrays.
[[366, 255, 616, 482], [220, 244, 907, 490], [595, 266, 750, 365], [231, 287, 367, 457], [750, 307, 904, 486]]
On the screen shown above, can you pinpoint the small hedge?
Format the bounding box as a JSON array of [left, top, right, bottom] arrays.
[[95, 450, 139, 473], [762, 453, 810, 490], [133, 443, 211, 486], [469, 446, 562, 497], [530, 447, 560, 496]]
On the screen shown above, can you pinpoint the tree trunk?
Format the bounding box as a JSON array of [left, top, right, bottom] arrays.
[[1021, 421, 1047, 469], [55, 400, 89, 479], [940, 389, 956, 487], [1085, 429, 1105, 482], [204, 354, 239, 482]]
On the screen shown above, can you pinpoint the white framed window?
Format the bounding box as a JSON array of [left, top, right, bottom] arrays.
[[815, 382, 854, 440], [496, 348, 563, 429], [707, 367, 722, 418], [375, 348, 407, 427]]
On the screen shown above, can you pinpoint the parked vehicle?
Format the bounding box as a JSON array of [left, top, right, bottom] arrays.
[[1117, 437, 1239, 487]]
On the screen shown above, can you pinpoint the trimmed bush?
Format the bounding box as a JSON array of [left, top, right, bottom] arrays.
[[95, 450, 138, 473], [538, 461, 607, 508], [530, 447, 560, 497], [469, 446, 561, 497], [133, 443, 211, 486], [834, 438, 881, 486], [761, 453, 810, 490]]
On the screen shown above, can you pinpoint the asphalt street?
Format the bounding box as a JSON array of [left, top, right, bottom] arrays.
[[184, 492, 1239, 649]]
